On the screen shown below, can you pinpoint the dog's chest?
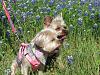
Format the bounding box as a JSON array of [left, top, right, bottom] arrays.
[[17, 43, 46, 70]]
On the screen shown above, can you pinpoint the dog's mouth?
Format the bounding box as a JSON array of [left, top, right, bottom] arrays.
[[57, 35, 66, 41]]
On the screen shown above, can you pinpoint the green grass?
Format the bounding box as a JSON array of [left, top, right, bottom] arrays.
[[0, 0, 100, 75]]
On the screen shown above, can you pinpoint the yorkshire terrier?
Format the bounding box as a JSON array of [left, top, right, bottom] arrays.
[[43, 13, 68, 70], [10, 29, 61, 75]]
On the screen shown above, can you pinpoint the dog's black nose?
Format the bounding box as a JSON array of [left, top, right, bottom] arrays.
[[63, 29, 68, 35]]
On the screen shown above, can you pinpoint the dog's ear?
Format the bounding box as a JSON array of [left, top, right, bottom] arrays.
[[43, 16, 53, 28]]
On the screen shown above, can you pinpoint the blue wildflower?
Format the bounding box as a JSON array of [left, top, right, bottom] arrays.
[[49, 0, 54, 6], [67, 2, 71, 9], [18, 27, 23, 34], [67, 55, 73, 64], [31, 0, 36, 4], [47, 7, 51, 13], [53, 10, 57, 16], [84, 11, 88, 16], [36, 15, 40, 20], [26, 11, 33, 16], [94, 1, 99, 7], [1, 16, 6, 21], [18, 3, 27, 8], [77, 18, 83, 25], [91, 8, 95, 13], [21, 12, 27, 22], [90, 13, 95, 19], [78, 9, 82, 16], [88, 3, 92, 11], [6, 30, 10, 38], [56, 4, 62, 11], [69, 24, 74, 31]]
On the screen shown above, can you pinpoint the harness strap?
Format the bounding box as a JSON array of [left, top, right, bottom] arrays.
[[18, 43, 40, 70]]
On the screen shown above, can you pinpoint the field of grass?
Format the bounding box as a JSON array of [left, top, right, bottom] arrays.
[[0, 0, 100, 75]]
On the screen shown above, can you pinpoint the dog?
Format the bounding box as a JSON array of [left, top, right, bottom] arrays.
[[44, 13, 68, 42], [43, 13, 68, 70], [10, 29, 61, 75]]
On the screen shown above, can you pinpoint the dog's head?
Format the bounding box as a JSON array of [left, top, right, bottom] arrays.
[[44, 13, 68, 42], [31, 29, 61, 53]]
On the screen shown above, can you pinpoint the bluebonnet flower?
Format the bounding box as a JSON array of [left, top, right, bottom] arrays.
[[90, 13, 95, 19], [93, 23, 98, 29], [47, 7, 51, 13], [91, 8, 95, 13], [56, 4, 62, 11], [16, 9, 21, 15], [6, 30, 10, 38], [17, 27, 23, 34], [31, 0, 36, 4], [78, 9, 82, 16], [24, 6, 28, 9], [49, 0, 54, 6], [80, 0, 84, 5], [67, 2, 71, 9], [26, 11, 33, 16], [1, 16, 6, 21], [77, 18, 83, 25], [36, 15, 40, 20], [69, 24, 74, 31], [94, 0, 99, 7], [80, 0, 87, 5], [88, 3, 92, 11], [70, 14, 75, 19], [84, 11, 88, 16], [53, 10, 57, 16], [67, 55, 73, 64], [21, 12, 27, 21], [18, 3, 27, 8]]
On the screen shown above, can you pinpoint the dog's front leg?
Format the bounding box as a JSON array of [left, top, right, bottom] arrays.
[[11, 60, 18, 75], [38, 71, 43, 75], [21, 65, 28, 75]]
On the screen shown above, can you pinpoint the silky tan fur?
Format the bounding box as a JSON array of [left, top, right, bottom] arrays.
[[11, 29, 61, 75]]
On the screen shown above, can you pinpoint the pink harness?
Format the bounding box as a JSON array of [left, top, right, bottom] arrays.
[[18, 43, 41, 70]]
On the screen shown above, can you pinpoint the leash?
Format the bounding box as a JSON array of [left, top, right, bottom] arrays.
[[2, 0, 16, 33], [2, 0, 21, 42]]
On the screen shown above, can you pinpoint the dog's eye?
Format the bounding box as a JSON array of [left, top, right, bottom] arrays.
[[64, 26, 66, 29], [56, 27, 60, 31], [51, 39, 55, 41]]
